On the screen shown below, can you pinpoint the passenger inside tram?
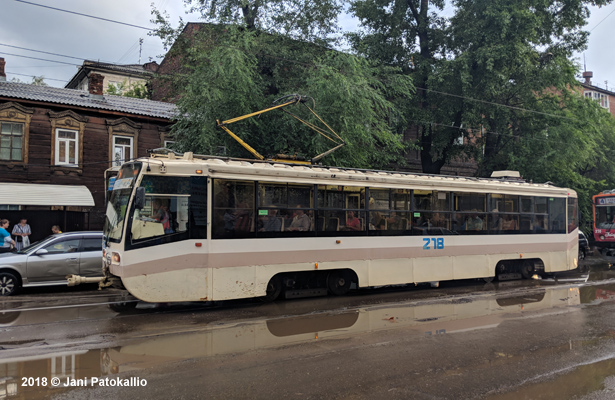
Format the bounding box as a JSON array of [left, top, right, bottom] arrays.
[[345, 210, 361, 231]]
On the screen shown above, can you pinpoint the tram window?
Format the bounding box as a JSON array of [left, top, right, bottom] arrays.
[[412, 212, 452, 235], [568, 198, 578, 233], [454, 193, 485, 212], [532, 214, 549, 233], [452, 212, 487, 234], [535, 197, 548, 214], [416, 190, 450, 211], [317, 210, 366, 235], [392, 189, 412, 211], [318, 185, 344, 209], [128, 175, 206, 248], [288, 184, 313, 208], [259, 183, 287, 206], [495, 214, 519, 232], [317, 185, 364, 210], [213, 179, 255, 238], [369, 188, 390, 210], [549, 198, 566, 233], [519, 215, 533, 233], [315, 185, 364, 236], [595, 206, 615, 229], [520, 197, 533, 213], [489, 194, 518, 213]]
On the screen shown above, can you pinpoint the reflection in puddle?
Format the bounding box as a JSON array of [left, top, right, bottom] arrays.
[[0, 305, 119, 328], [580, 284, 615, 304], [0, 285, 583, 398]]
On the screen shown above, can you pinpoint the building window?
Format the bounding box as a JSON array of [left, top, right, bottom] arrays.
[[0, 122, 24, 161], [584, 91, 610, 109], [113, 136, 133, 166], [49, 111, 88, 171], [55, 129, 79, 166]]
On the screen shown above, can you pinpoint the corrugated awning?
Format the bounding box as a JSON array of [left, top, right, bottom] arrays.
[[0, 183, 95, 207]]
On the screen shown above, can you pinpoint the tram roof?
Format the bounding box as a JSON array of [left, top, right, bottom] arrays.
[[137, 152, 575, 197]]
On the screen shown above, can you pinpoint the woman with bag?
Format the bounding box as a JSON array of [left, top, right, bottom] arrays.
[[12, 218, 31, 251]]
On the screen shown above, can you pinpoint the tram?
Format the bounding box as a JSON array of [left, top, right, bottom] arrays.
[[101, 152, 579, 303], [592, 190, 615, 250]]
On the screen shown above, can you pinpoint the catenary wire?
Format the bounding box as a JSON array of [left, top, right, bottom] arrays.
[[12, 0, 155, 31]]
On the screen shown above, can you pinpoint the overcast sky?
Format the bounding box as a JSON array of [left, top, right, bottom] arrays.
[[1, 0, 614, 91]]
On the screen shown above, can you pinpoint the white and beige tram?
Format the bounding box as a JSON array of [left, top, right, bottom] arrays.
[[102, 152, 579, 303]]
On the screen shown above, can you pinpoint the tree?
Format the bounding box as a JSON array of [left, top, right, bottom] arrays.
[[161, 26, 415, 169], [181, 0, 345, 45], [10, 76, 48, 86], [348, 0, 614, 175], [106, 80, 149, 99]]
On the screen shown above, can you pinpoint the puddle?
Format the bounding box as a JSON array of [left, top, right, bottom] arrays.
[[0, 285, 583, 398], [0, 305, 119, 328], [580, 283, 615, 304], [485, 357, 615, 400]]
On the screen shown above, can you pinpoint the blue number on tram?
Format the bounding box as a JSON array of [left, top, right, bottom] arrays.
[[423, 238, 444, 250]]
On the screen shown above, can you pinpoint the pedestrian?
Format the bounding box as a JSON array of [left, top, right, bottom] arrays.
[[51, 225, 62, 234], [0, 219, 15, 253], [12, 217, 31, 251]]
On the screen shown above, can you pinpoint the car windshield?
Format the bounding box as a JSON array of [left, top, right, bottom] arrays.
[[15, 234, 61, 254], [103, 163, 142, 242]]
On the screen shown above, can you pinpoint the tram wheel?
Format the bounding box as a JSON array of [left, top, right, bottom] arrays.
[[520, 260, 535, 279], [108, 301, 138, 312], [262, 275, 283, 302], [483, 276, 495, 283], [327, 271, 351, 296]]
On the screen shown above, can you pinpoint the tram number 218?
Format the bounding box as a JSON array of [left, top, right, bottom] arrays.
[[423, 237, 444, 250]]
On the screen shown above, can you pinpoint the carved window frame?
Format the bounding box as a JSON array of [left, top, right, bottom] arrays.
[[49, 111, 88, 171], [0, 102, 34, 165], [158, 126, 174, 149], [107, 118, 141, 167]]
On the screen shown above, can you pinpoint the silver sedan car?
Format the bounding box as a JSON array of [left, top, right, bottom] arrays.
[[0, 231, 103, 296]]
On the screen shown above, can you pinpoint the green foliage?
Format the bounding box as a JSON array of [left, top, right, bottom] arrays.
[[349, 0, 614, 177], [165, 27, 415, 169], [10, 76, 48, 86], [106, 80, 149, 99], [181, 0, 344, 45]]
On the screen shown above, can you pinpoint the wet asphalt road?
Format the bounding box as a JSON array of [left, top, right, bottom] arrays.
[[2, 257, 615, 399]]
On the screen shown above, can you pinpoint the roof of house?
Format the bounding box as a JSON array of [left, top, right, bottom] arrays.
[[80, 61, 152, 75], [581, 82, 615, 97], [0, 81, 177, 120], [65, 60, 156, 89]]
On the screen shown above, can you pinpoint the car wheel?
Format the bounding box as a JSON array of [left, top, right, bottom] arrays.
[[0, 272, 20, 296], [579, 248, 586, 261]]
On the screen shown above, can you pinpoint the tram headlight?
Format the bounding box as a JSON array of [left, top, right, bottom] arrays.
[[600, 235, 605, 241], [112, 252, 121, 264]]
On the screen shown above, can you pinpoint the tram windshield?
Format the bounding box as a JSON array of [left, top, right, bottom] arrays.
[[104, 163, 142, 242], [595, 203, 615, 229]]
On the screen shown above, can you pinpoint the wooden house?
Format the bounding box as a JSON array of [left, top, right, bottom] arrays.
[[0, 58, 176, 241]]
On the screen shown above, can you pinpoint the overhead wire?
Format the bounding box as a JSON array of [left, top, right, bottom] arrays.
[[12, 0, 155, 31], [6, 71, 68, 83], [2, 0, 601, 137]]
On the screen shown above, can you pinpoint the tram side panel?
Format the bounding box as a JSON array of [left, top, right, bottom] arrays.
[[116, 230, 577, 302]]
